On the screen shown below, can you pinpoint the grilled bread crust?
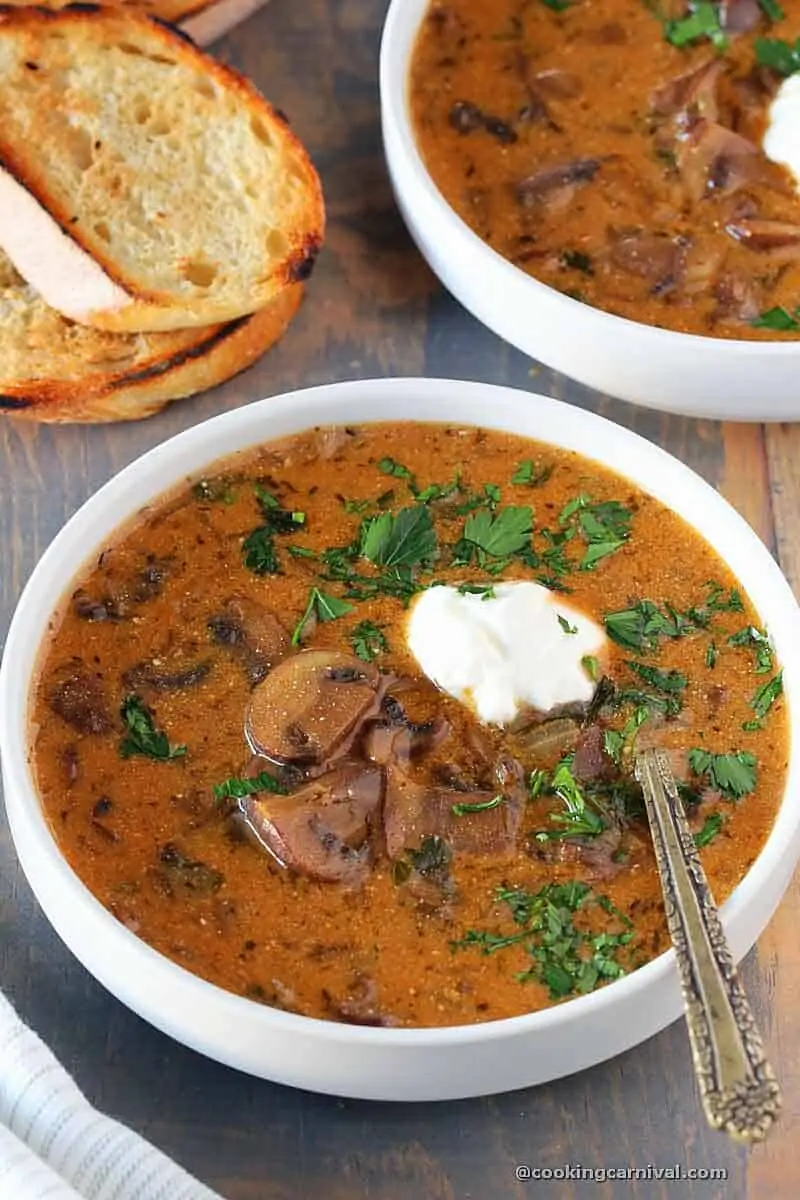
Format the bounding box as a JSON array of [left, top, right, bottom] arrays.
[[0, 249, 303, 422]]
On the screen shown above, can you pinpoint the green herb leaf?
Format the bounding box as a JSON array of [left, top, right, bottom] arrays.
[[755, 37, 800, 77], [728, 625, 774, 673], [415, 475, 461, 504], [558, 614, 578, 634], [688, 749, 757, 800], [535, 757, 605, 840], [511, 459, 553, 487], [361, 506, 437, 568], [451, 794, 503, 817], [538, 0, 572, 10], [758, 0, 785, 21], [350, 620, 388, 662], [626, 660, 687, 694], [581, 654, 599, 681], [706, 641, 718, 669], [291, 587, 354, 646], [665, 2, 728, 50], [119, 695, 186, 761], [457, 583, 497, 599], [452, 881, 634, 1000], [528, 767, 549, 799], [694, 811, 725, 848], [461, 505, 533, 560], [193, 477, 236, 504], [378, 457, 416, 486], [213, 770, 287, 802], [341, 497, 371, 514], [408, 836, 451, 876], [748, 670, 783, 721], [242, 526, 280, 575]]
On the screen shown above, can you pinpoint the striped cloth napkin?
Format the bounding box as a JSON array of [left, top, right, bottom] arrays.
[[0, 991, 223, 1200]]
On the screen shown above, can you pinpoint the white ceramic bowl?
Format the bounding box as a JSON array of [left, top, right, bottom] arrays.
[[2, 378, 800, 1101], [380, 0, 800, 422]]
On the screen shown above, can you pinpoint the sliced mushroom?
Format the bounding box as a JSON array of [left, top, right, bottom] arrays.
[[323, 974, 398, 1027], [517, 158, 601, 209], [529, 825, 624, 882], [122, 658, 210, 692], [509, 716, 580, 762], [651, 59, 723, 120], [532, 68, 582, 100], [572, 725, 612, 781], [675, 119, 781, 204], [725, 218, 800, 261], [208, 594, 290, 685], [363, 693, 451, 765], [246, 650, 382, 766], [712, 272, 761, 324], [719, 0, 760, 32], [49, 666, 112, 735], [383, 764, 523, 860], [241, 763, 384, 884], [608, 229, 689, 294]]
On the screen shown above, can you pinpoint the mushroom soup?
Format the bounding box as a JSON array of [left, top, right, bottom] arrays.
[[29, 423, 786, 1026], [410, 1, 800, 339]]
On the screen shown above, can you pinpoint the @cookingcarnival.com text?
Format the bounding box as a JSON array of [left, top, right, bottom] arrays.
[[515, 1164, 728, 1183]]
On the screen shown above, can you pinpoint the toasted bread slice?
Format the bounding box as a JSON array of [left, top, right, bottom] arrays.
[[0, 250, 303, 423], [0, 1, 270, 45], [0, 1, 214, 23], [0, 6, 323, 332]]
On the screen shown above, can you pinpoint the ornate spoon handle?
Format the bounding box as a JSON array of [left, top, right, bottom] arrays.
[[633, 747, 780, 1142]]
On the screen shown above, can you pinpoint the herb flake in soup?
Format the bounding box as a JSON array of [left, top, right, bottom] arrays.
[[29, 423, 787, 1027], [410, 0, 800, 339]]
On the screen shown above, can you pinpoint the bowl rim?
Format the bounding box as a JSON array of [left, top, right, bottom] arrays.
[[379, 0, 800, 358], [2, 376, 800, 1055]]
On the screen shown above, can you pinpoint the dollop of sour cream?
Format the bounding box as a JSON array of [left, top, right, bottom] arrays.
[[406, 581, 607, 726], [763, 74, 800, 188]]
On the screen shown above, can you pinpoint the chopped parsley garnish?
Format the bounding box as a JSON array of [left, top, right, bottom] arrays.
[[535, 757, 605, 840], [350, 620, 388, 662], [119, 695, 186, 761], [377, 456, 415, 484], [759, 0, 785, 21], [538, 0, 572, 11], [394, 835, 452, 884], [752, 305, 800, 332], [242, 526, 280, 575], [341, 497, 371, 514], [603, 705, 650, 766], [291, 587, 354, 645], [744, 671, 783, 729], [454, 483, 502, 515], [242, 485, 306, 575], [581, 654, 599, 681], [706, 641, 718, 669], [452, 882, 634, 1000], [511, 459, 553, 487], [626, 661, 687, 694], [694, 811, 726, 849], [213, 770, 287, 802], [558, 614, 578, 635], [605, 582, 741, 652], [559, 495, 633, 570], [457, 583, 497, 600], [415, 476, 461, 504], [728, 625, 774, 673], [192, 477, 236, 504], [361, 506, 437, 568], [560, 250, 593, 274], [451, 795, 503, 817], [688, 749, 757, 800], [664, 2, 728, 51], [459, 505, 533, 563], [755, 37, 800, 77]]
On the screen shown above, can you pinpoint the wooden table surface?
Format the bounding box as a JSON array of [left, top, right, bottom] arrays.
[[2, 2, 800, 1197]]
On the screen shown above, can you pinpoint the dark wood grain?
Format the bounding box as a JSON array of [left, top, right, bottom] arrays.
[[0, 2, 796, 1198]]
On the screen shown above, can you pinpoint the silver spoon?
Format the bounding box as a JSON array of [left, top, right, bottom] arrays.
[[633, 747, 781, 1143]]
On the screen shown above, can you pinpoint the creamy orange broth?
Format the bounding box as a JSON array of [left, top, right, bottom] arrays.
[[410, 1, 800, 339], [29, 424, 786, 1026]]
